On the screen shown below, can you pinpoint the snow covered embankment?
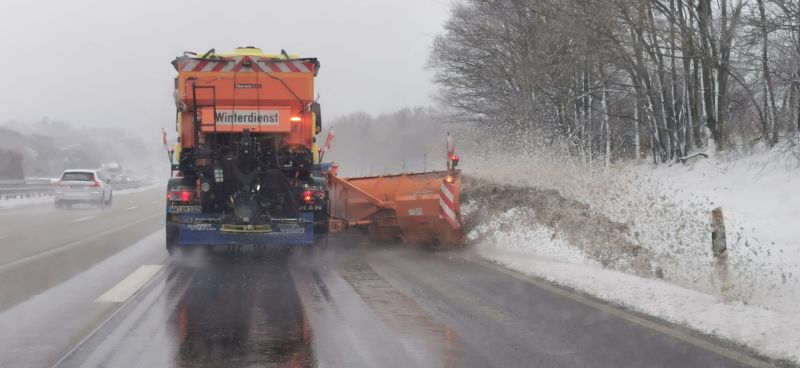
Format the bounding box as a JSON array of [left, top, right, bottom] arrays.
[[460, 152, 800, 364]]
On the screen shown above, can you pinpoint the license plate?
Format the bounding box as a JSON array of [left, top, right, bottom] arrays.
[[276, 223, 305, 233], [220, 224, 272, 233], [169, 205, 202, 213]]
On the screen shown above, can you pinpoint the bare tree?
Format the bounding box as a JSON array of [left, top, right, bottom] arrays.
[[429, 0, 798, 164]]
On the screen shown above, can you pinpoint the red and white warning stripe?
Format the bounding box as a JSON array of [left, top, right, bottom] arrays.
[[178, 56, 313, 73], [439, 181, 461, 230]]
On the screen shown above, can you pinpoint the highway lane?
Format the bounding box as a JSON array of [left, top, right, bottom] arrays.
[[51, 238, 771, 368], [0, 192, 781, 368], [0, 186, 165, 312], [0, 186, 163, 266]]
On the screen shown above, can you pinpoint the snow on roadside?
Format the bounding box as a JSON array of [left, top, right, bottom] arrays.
[[0, 195, 53, 210], [464, 201, 800, 364], [460, 147, 800, 364], [464, 205, 598, 266], [0, 182, 161, 210], [638, 152, 800, 313], [464, 150, 799, 314], [475, 244, 800, 364]]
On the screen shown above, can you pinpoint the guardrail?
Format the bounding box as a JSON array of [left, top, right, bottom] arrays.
[[0, 180, 157, 201]]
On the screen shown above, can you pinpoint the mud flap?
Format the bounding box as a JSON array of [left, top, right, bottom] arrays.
[[177, 212, 315, 246]]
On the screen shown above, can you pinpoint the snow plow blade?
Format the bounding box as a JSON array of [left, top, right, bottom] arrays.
[[328, 171, 464, 247]]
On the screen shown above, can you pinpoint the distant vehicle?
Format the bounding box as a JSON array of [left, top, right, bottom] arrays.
[[104, 162, 122, 172], [54, 169, 113, 209], [100, 162, 124, 183]]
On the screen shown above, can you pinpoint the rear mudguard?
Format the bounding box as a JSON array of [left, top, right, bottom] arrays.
[[177, 212, 315, 246]]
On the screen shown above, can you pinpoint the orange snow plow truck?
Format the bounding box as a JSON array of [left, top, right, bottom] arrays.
[[166, 47, 463, 253]]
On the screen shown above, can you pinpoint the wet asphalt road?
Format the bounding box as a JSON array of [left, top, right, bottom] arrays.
[[59, 245, 760, 368], [0, 187, 164, 312], [0, 187, 777, 368]]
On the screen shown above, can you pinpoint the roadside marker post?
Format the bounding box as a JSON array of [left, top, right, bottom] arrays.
[[711, 207, 731, 302]]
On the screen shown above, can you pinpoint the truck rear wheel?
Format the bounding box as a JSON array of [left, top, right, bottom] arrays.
[[166, 221, 178, 255]]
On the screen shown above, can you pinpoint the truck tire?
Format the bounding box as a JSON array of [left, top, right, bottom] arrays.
[[313, 233, 329, 251], [166, 221, 178, 255]]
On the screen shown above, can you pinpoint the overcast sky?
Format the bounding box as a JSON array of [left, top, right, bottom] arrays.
[[0, 0, 451, 138]]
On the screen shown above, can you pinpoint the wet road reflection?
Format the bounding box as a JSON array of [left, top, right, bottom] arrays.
[[55, 241, 752, 368], [56, 249, 315, 368], [167, 252, 313, 368]]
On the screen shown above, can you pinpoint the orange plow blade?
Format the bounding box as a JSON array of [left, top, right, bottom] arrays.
[[328, 171, 464, 246]]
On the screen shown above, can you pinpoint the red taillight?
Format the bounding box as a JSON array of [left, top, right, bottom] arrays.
[[57, 181, 64, 186], [450, 154, 460, 167], [302, 190, 325, 204], [90, 179, 101, 187], [168, 190, 193, 202]]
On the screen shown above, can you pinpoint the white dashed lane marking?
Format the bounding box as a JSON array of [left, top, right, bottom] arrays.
[[125, 206, 138, 211], [95, 265, 162, 303], [72, 216, 95, 223]]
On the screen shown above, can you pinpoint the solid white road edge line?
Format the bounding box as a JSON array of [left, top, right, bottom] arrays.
[[72, 216, 96, 223], [465, 256, 771, 368], [95, 265, 162, 303]]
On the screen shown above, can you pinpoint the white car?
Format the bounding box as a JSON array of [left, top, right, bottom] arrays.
[[54, 169, 113, 209]]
